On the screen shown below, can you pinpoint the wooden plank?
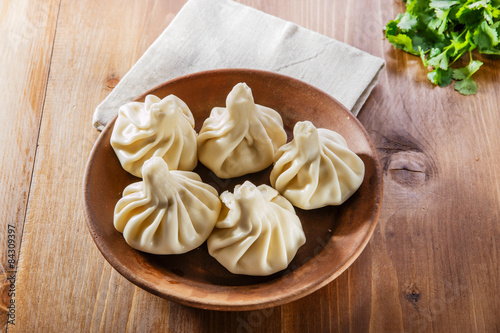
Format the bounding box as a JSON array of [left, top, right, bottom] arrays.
[[0, 0, 60, 330], [356, 1, 500, 330], [11, 0, 186, 331]]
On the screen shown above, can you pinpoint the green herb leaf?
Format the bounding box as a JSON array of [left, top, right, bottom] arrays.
[[428, 67, 454, 86], [429, 0, 460, 11], [406, 0, 432, 15], [385, 19, 420, 55], [454, 77, 478, 95], [452, 59, 483, 95], [398, 12, 419, 30], [387, 34, 419, 55], [385, 0, 499, 95], [480, 47, 500, 54], [427, 49, 450, 69], [473, 20, 499, 50], [452, 60, 483, 79]]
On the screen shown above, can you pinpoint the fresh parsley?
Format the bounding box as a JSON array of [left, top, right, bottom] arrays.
[[385, 0, 500, 95]]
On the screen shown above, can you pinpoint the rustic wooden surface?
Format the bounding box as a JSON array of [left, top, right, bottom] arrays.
[[1, 0, 499, 331]]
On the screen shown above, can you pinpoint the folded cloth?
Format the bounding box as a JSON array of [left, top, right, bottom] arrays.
[[93, 0, 385, 130]]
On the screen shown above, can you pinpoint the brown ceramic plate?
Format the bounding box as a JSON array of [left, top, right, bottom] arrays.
[[83, 69, 383, 311]]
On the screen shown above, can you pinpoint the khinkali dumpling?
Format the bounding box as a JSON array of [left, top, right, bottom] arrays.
[[207, 181, 306, 276], [111, 94, 197, 178], [114, 157, 221, 254], [197, 83, 287, 178], [270, 121, 365, 209]]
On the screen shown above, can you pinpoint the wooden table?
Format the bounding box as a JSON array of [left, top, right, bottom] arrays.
[[1, 0, 499, 331]]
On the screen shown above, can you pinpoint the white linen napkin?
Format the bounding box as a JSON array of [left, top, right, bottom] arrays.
[[93, 0, 385, 131]]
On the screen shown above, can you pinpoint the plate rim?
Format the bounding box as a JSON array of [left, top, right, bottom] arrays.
[[83, 68, 383, 311]]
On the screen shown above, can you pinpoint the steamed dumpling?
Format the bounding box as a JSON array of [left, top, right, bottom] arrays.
[[114, 157, 221, 254], [207, 181, 306, 276], [270, 121, 365, 210], [197, 83, 287, 178], [111, 94, 197, 178]]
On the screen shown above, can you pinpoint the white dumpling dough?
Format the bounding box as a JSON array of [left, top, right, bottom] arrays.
[[207, 181, 306, 276], [197, 83, 287, 178], [270, 121, 365, 210], [114, 157, 221, 255], [111, 94, 197, 178]]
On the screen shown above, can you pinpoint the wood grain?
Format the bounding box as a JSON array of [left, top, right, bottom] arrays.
[[4, 0, 500, 331], [0, 0, 61, 330], [11, 0, 184, 331]]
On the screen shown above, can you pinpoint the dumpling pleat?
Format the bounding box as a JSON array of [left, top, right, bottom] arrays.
[[264, 208, 288, 269], [122, 204, 160, 245], [173, 193, 196, 249], [114, 193, 152, 232], [140, 207, 168, 249]]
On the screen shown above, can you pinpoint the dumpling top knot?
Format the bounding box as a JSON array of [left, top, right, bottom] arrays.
[[141, 156, 175, 192], [226, 83, 255, 115], [292, 120, 322, 159]]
